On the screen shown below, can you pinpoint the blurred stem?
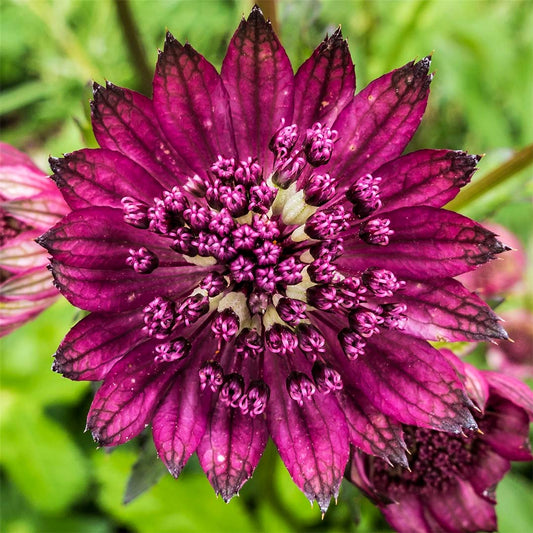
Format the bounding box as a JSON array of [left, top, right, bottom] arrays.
[[113, 0, 153, 96], [22, 0, 102, 81], [256, 0, 279, 33], [446, 143, 533, 211]]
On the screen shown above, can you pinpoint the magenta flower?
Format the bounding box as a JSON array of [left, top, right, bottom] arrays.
[[0, 143, 68, 336], [40, 8, 510, 510], [348, 355, 533, 533]]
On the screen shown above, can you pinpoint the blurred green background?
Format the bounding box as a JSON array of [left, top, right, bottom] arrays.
[[1, 0, 532, 531]]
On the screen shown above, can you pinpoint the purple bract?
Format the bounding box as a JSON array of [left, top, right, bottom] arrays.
[[40, 7, 512, 511], [349, 354, 533, 532]]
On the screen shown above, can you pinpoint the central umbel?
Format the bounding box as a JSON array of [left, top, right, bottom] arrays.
[[120, 121, 405, 417]]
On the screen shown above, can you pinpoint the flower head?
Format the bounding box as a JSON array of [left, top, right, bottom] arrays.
[[348, 355, 533, 532], [40, 7, 511, 511], [0, 143, 68, 336]]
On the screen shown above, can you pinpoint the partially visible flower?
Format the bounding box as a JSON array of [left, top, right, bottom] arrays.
[[487, 309, 533, 380], [40, 8, 510, 511], [349, 354, 533, 533], [0, 143, 68, 336], [459, 223, 526, 298]]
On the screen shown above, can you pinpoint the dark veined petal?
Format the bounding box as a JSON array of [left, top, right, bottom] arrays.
[[153, 33, 236, 175], [293, 28, 354, 128], [86, 346, 184, 446], [338, 388, 408, 467], [50, 148, 164, 209], [425, 479, 497, 533], [330, 57, 432, 186], [152, 357, 213, 478], [91, 82, 191, 187], [340, 206, 508, 279], [40, 207, 208, 311], [197, 397, 268, 502], [53, 310, 145, 381], [221, 6, 294, 166], [48, 260, 205, 312], [350, 331, 477, 433], [375, 149, 480, 211], [265, 350, 349, 513], [196, 348, 268, 501], [0, 264, 56, 300], [38, 207, 198, 270], [390, 278, 508, 342]]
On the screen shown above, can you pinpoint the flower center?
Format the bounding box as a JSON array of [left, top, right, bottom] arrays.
[[371, 425, 483, 497], [120, 122, 406, 416]]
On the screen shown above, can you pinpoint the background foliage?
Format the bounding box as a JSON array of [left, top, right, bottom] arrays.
[[1, 0, 532, 531]]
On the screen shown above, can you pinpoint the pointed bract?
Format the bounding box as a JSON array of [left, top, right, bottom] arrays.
[[391, 278, 508, 342], [330, 57, 432, 186], [293, 28, 355, 128], [340, 206, 507, 279], [50, 149, 164, 209], [265, 351, 349, 512], [91, 82, 192, 186], [375, 149, 480, 211], [153, 361, 212, 477], [154, 35, 236, 175], [197, 397, 268, 501], [87, 348, 183, 446], [53, 310, 145, 380], [221, 7, 294, 167]]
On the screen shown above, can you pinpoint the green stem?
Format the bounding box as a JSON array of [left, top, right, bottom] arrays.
[[256, 0, 279, 34], [446, 143, 533, 211], [113, 0, 153, 96]]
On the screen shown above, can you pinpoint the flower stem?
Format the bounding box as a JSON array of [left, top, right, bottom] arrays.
[[113, 0, 153, 96], [256, 0, 279, 34], [446, 143, 533, 211]]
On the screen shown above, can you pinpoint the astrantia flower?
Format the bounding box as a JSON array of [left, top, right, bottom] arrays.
[[349, 355, 533, 533], [40, 8, 511, 510], [0, 143, 68, 336]]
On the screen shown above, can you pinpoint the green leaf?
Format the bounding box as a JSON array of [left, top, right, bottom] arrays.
[[1, 298, 89, 405], [0, 398, 90, 513], [93, 447, 255, 532], [123, 438, 167, 504], [0, 81, 53, 115]]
